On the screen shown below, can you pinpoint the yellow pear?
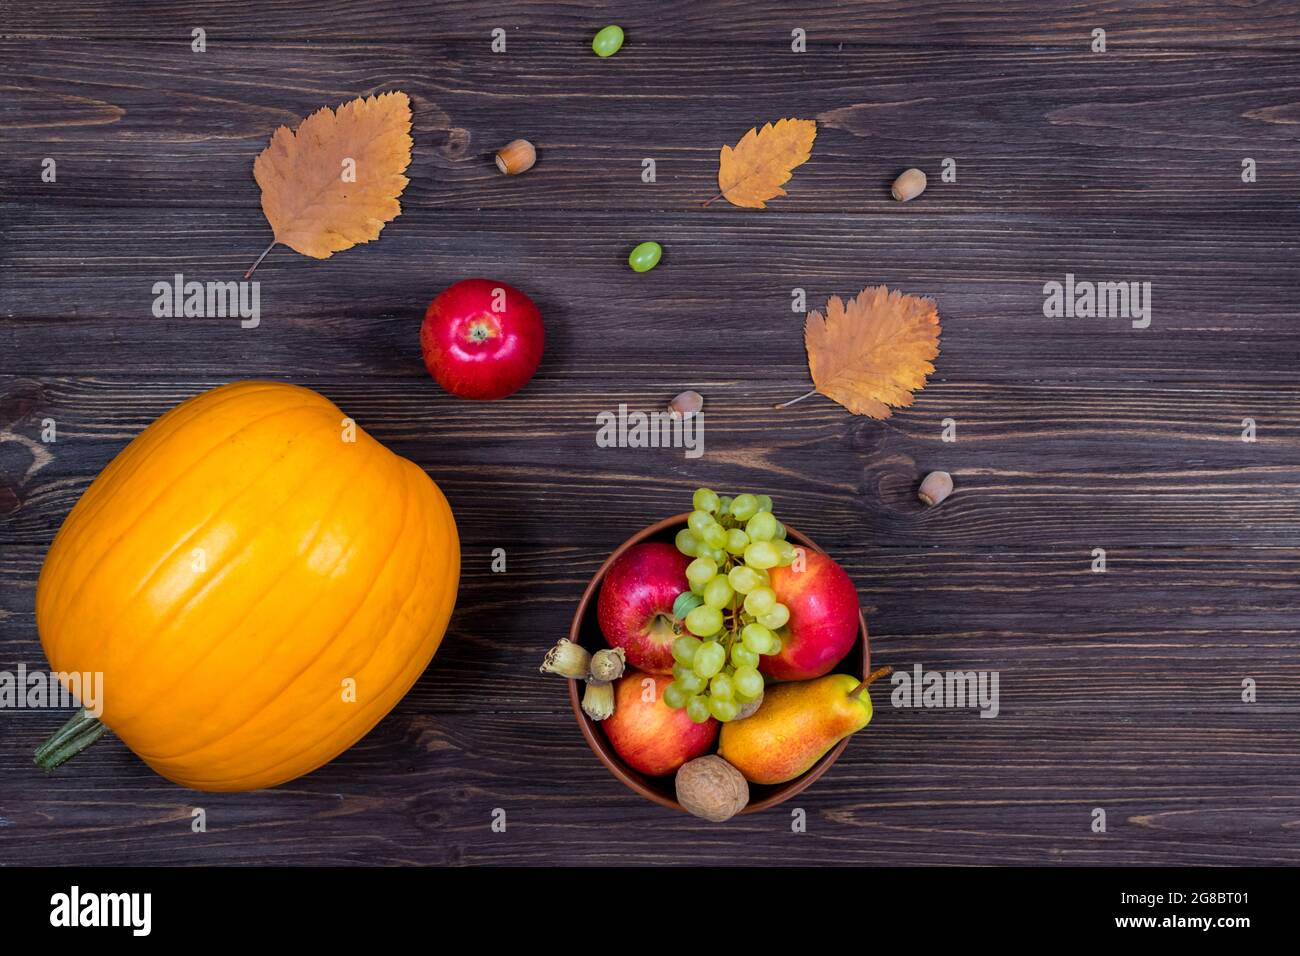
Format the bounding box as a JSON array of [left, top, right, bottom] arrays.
[[719, 672, 879, 785]]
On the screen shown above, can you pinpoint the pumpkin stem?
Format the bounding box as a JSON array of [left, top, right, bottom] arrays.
[[34, 709, 108, 770]]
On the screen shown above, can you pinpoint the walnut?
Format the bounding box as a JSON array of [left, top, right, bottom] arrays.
[[675, 756, 749, 822]]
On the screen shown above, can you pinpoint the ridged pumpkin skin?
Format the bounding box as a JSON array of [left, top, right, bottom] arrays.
[[35, 381, 460, 791]]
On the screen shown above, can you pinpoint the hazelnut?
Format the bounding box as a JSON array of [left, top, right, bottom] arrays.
[[676, 755, 749, 822], [589, 647, 626, 682], [891, 167, 927, 202], [495, 139, 536, 176], [581, 679, 615, 721], [539, 638, 591, 679]]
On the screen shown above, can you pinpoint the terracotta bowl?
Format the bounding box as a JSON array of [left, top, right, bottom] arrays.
[[568, 513, 870, 815]]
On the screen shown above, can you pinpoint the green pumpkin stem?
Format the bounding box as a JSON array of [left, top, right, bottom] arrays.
[[34, 709, 108, 770]]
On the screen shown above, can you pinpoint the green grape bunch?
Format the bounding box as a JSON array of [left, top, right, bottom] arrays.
[[663, 488, 798, 723]]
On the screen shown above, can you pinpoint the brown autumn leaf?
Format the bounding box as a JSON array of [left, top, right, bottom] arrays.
[[713, 118, 816, 209], [786, 286, 941, 419], [246, 91, 413, 277]]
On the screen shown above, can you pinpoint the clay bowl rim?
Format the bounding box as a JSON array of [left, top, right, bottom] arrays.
[[568, 512, 870, 815]]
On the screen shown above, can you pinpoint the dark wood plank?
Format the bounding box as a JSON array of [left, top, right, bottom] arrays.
[[2, 208, 1298, 385], [3, 42, 1298, 214], [6, 0, 1300, 48], [6, 543, 1300, 711], [3, 373, 1300, 550], [2, 710, 1298, 865], [2, 0, 1299, 869], [3, 541, 1299, 865]]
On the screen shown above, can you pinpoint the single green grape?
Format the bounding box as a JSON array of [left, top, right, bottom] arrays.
[[702, 524, 728, 550], [687, 510, 714, 534], [707, 548, 727, 564], [693, 640, 726, 678], [757, 602, 790, 630], [744, 540, 779, 570], [676, 669, 706, 695], [731, 644, 759, 669], [774, 521, 787, 540], [708, 697, 739, 721], [725, 528, 750, 555], [743, 586, 777, 616], [686, 695, 711, 723], [775, 539, 797, 565], [709, 673, 735, 701], [745, 511, 778, 542], [672, 635, 701, 665], [693, 487, 720, 514], [728, 564, 763, 594], [742, 623, 776, 654], [702, 575, 733, 610], [674, 528, 700, 557], [592, 24, 625, 57], [685, 604, 722, 637], [663, 682, 689, 709], [628, 241, 662, 273], [686, 557, 717, 590], [717, 495, 733, 516], [733, 666, 764, 700], [755, 494, 773, 513], [729, 493, 759, 521]]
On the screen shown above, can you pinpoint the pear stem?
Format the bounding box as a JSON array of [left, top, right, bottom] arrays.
[[849, 665, 893, 700]]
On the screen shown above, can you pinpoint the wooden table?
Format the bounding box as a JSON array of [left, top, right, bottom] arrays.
[[2, 1, 1299, 866]]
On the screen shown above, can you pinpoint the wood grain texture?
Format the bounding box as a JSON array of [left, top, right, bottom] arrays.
[[4, 41, 1299, 213], [3, 209, 1298, 381], [6, 0, 1300, 47], [1, 0, 1299, 867]]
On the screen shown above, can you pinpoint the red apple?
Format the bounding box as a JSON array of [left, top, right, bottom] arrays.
[[602, 671, 718, 776], [761, 549, 861, 681], [597, 542, 690, 674], [420, 278, 544, 400]]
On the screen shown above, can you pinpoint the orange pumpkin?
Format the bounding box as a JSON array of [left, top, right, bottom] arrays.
[[35, 381, 459, 790]]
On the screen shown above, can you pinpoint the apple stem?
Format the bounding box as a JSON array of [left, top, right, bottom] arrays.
[[244, 241, 276, 279], [849, 666, 893, 700], [773, 388, 818, 410]]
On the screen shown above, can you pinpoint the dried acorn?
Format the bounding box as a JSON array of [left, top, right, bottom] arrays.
[[918, 470, 953, 507], [734, 689, 764, 721], [582, 679, 615, 721], [540, 638, 591, 679], [669, 390, 703, 421], [589, 647, 627, 682]]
